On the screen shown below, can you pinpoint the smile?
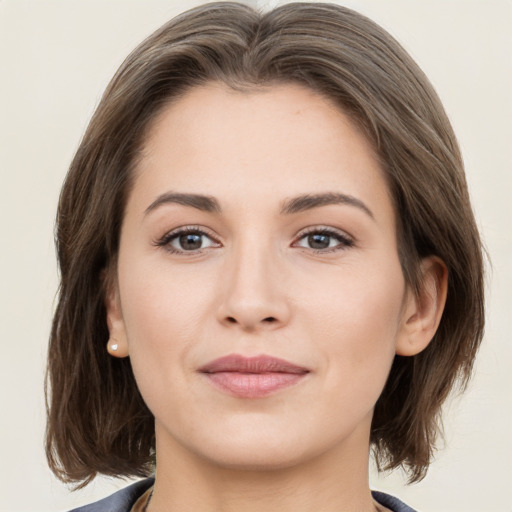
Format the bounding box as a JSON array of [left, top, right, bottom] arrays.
[[198, 354, 310, 398]]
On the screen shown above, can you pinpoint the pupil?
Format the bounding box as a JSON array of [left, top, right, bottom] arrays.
[[180, 233, 202, 250], [308, 233, 330, 249]]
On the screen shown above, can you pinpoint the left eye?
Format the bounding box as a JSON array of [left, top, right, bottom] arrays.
[[295, 230, 353, 251]]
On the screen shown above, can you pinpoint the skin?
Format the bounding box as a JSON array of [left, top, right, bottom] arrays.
[[106, 82, 447, 512]]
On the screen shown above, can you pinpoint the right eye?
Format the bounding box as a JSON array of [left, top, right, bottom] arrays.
[[156, 227, 221, 255]]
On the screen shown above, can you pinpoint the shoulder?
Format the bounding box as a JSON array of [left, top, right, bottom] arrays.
[[372, 490, 417, 512], [67, 478, 155, 512]]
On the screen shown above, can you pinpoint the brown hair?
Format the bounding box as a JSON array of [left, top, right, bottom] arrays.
[[46, 1, 485, 487]]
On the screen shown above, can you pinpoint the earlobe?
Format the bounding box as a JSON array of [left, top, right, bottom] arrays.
[[396, 256, 448, 356], [106, 337, 129, 357], [104, 273, 129, 358]]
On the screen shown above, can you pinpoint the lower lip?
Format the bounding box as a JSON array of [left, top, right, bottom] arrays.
[[203, 372, 307, 398]]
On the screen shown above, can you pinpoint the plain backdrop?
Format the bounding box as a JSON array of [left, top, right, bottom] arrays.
[[0, 1, 511, 511]]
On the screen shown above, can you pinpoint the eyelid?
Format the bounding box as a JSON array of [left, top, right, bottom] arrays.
[[154, 224, 354, 255], [154, 225, 222, 254], [292, 225, 355, 252]]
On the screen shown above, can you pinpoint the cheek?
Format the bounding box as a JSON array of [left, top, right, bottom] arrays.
[[300, 258, 405, 390], [119, 246, 213, 339], [116, 255, 212, 398], [302, 253, 404, 330]]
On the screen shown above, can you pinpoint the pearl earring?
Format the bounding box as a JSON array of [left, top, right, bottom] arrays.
[[109, 339, 118, 352]]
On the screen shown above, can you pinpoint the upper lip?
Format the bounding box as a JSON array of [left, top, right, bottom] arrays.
[[198, 354, 310, 374]]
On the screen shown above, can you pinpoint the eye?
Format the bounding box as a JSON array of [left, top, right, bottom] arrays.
[[294, 228, 354, 252], [156, 227, 220, 254]]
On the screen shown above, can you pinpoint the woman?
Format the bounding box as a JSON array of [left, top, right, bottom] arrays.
[[45, 3, 485, 512]]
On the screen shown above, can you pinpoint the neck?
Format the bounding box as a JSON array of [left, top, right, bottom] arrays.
[[149, 421, 380, 512]]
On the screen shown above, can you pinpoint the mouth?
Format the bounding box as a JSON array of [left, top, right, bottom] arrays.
[[198, 354, 310, 398]]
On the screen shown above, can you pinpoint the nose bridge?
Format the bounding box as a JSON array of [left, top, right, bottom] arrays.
[[217, 231, 289, 330]]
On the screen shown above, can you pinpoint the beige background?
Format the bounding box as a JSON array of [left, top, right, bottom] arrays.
[[0, 1, 511, 511]]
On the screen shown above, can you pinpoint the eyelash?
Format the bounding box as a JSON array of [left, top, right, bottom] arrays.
[[154, 225, 220, 255], [154, 225, 354, 255], [294, 227, 354, 253]]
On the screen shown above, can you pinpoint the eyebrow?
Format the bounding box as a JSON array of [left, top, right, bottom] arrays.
[[144, 192, 221, 215], [280, 192, 374, 219], [144, 191, 374, 219]]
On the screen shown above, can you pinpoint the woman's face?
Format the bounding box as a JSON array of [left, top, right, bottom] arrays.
[[108, 82, 418, 471]]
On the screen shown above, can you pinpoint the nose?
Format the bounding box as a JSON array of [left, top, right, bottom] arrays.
[[216, 241, 291, 332]]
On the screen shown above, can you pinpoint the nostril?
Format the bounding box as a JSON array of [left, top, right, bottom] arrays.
[[225, 316, 276, 324]]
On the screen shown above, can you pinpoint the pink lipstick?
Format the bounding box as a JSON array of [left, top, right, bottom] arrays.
[[198, 354, 310, 398]]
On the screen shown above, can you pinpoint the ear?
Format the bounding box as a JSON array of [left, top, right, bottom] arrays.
[[104, 271, 129, 358], [395, 256, 448, 356]]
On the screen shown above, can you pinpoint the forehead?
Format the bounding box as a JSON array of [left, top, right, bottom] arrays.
[[132, 81, 393, 224]]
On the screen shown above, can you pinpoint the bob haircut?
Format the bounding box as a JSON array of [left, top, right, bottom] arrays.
[[46, 1, 485, 487]]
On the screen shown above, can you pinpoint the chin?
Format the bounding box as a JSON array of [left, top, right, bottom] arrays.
[[174, 422, 315, 471]]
